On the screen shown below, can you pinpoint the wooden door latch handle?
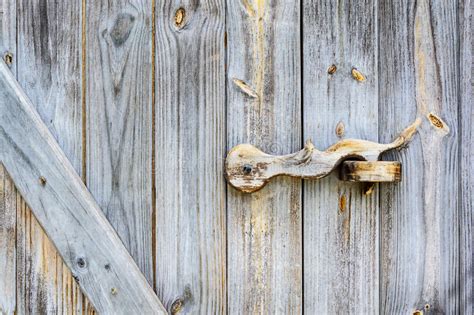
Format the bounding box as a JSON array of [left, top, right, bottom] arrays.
[[225, 119, 421, 193]]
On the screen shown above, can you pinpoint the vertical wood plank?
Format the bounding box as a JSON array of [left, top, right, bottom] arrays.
[[379, 0, 460, 313], [0, 167, 16, 314], [303, 0, 379, 313], [227, 1, 302, 313], [0, 0, 16, 312], [154, 1, 226, 312], [14, 0, 93, 313], [460, 0, 472, 312], [86, 0, 154, 284]]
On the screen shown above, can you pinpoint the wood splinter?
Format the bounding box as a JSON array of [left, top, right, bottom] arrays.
[[225, 119, 420, 193]]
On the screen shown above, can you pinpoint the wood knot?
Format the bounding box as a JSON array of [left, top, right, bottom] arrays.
[[351, 68, 366, 82], [39, 176, 47, 186], [174, 8, 186, 28], [4, 52, 13, 66], [427, 112, 445, 129], [327, 64, 337, 74], [339, 194, 346, 213], [111, 287, 118, 295], [109, 13, 135, 46], [232, 78, 258, 99], [335, 121, 345, 137], [170, 298, 184, 314]]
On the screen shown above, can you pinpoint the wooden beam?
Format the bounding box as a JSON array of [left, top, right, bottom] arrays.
[[0, 61, 166, 314], [226, 0, 303, 312]]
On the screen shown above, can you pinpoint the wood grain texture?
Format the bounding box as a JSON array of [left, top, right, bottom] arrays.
[[154, 1, 226, 313], [0, 0, 16, 313], [226, 122, 418, 192], [339, 161, 401, 183], [13, 1, 94, 313], [459, 0, 472, 313], [0, 60, 166, 313], [0, 166, 16, 314], [85, 0, 154, 285], [302, 0, 379, 313], [226, 0, 302, 313], [379, 0, 461, 313]]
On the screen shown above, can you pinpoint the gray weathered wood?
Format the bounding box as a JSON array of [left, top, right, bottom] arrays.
[[154, 1, 226, 312], [14, 1, 93, 313], [227, 0, 302, 312], [226, 121, 418, 192], [303, 0, 379, 312], [379, 0, 461, 313], [85, 0, 154, 285], [0, 166, 15, 314], [0, 0, 16, 313], [460, 0, 473, 313], [0, 60, 166, 314]]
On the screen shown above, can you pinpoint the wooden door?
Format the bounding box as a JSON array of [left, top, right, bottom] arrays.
[[0, 0, 471, 314]]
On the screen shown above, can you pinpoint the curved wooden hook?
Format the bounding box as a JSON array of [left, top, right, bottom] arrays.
[[225, 119, 421, 193]]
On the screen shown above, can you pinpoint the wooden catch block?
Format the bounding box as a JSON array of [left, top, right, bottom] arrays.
[[339, 161, 401, 182]]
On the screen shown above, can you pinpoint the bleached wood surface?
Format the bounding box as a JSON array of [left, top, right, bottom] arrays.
[[379, 0, 463, 313], [0, 0, 470, 313], [0, 60, 165, 313], [226, 0, 303, 313], [85, 0, 155, 286], [0, 0, 16, 312], [13, 1, 92, 313], [154, 1, 226, 313], [302, 0, 380, 312]]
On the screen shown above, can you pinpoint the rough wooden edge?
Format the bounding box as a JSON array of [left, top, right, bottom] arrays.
[[0, 60, 166, 314]]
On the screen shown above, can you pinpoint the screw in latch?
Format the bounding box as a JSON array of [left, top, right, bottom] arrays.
[[242, 164, 252, 175]]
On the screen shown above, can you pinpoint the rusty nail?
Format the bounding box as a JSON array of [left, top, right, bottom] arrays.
[[242, 164, 253, 175], [111, 287, 118, 295], [39, 176, 47, 186], [76, 257, 86, 269]]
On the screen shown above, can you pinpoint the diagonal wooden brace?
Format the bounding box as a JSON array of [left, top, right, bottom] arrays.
[[0, 61, 166, 314], [225, 119, 420, 193]]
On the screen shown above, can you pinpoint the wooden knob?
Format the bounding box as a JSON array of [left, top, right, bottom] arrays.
[[339, 161, 401, 182]]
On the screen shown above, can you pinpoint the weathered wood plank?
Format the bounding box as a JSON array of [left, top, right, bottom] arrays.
[[460, 0, 472, 313], [227, 0, 302, 313], [303, 0, 379, 313], [0, 0, 16, 313], [0, 166, 16, 315], [85, 0, 154, 285], [379, 0, 460, 313], [154, 1, 226, 312], [14, 1, 93, 313], [0, 60, 166, 313]]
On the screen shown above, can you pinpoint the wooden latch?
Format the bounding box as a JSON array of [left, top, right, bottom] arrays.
[[225, 119, 420, 193]]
